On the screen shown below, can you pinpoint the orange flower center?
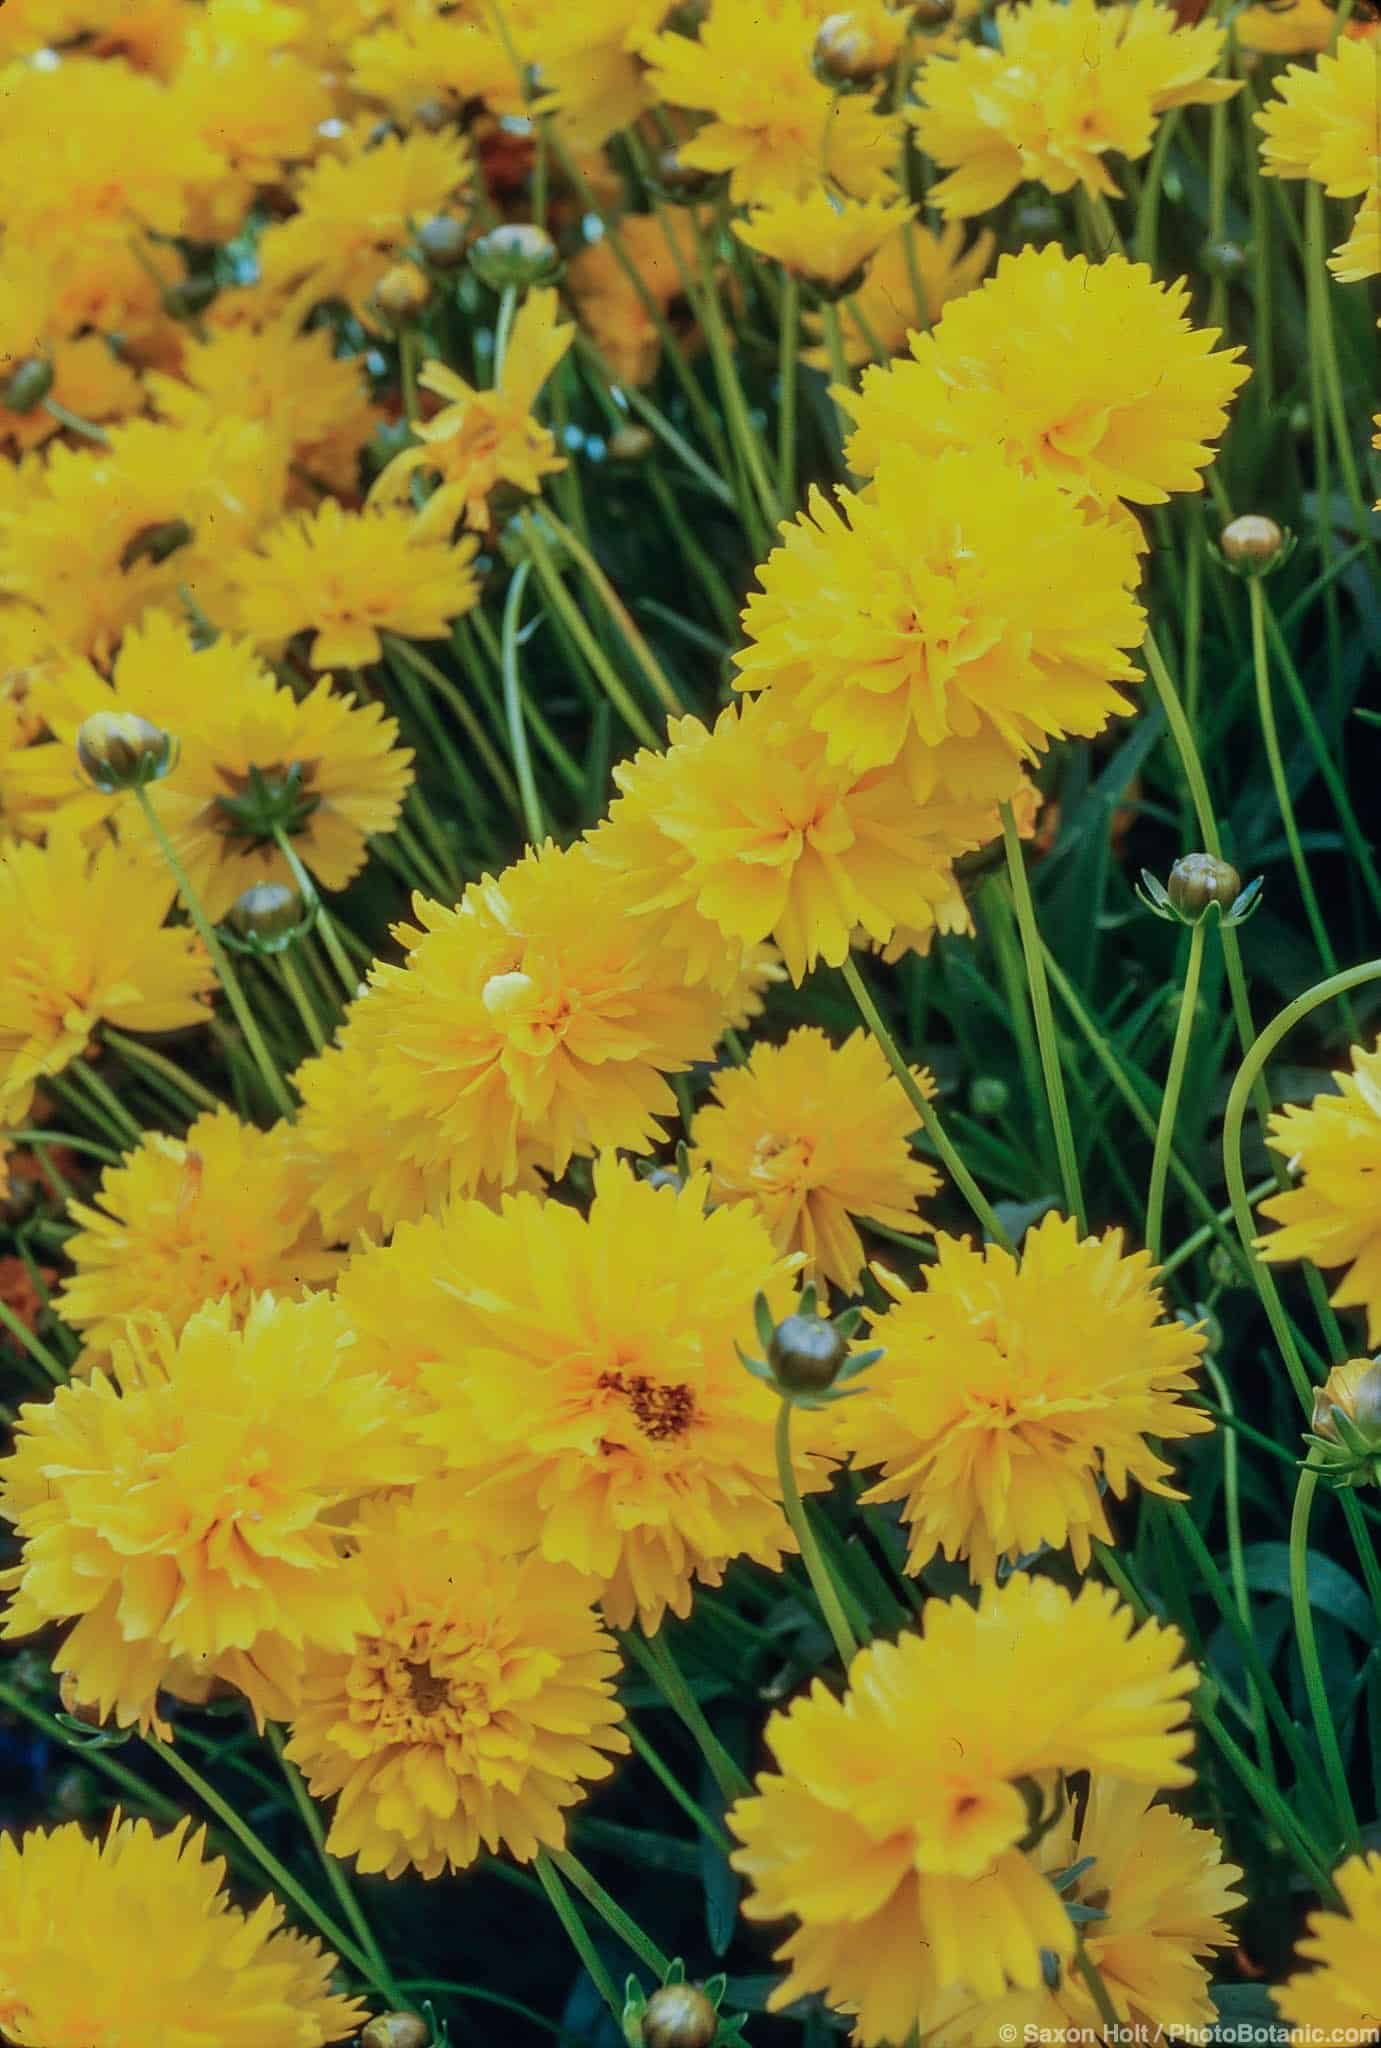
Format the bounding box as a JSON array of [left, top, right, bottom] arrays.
[[597, 1368, 695, 1443]]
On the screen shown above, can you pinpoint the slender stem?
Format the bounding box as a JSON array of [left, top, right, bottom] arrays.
[[268, 827, 359, 999], [1000, 803, 1085, 1232], [1134, 107, 1180, 269], [625, 1723, 733, 1854], [981, 879, 1061, 1190], [276, 951, 327, 1052], [774, 1399, 859, 1668], [67, 1057, 142, 1146], [820, 302, 855, 478], [576, 338, 734, 507], [0, 1293, 67, 1383], [842, 953, 1014, 1253], [102, 1027, 220, 1114], [1290, 1466, 1360, 1848], [134, 791, 295, 1121], [550, 1848, 671, 1979], [1075, 1939, 1124, 2030], [690, 211, 780, 546], [499, 559, 546, 843], [45, 1071, 129, 1152], [777, 269, 800, 510], [1147, 920, 1206, 1264], [540, 510, 680, 715], [1306, 182, 1379, 570], [385, 630, 521, 812], [520, 516, 659, 746], [643, 463, 741, 641], [0, 1678, 181, 1819], [265, 1726, 401, 2002], [619, 1629, 750, 1804], [492, 284, 518, 381], [398, 326, 420, 426], [0, 1127, 120, 1165], [533, 1851, 624, 2025]]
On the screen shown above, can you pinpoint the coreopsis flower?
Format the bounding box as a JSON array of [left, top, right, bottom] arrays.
[[347, 8, 523, 121], [229, 500, 481, 670], [1331, 183, 1380, 284], [47, 609, 413, 920], [729, 1573, 1197, 2039], [286, 1487, 629, 1877], [370, 288, 574, 533], [258, 127, 473, 326], [148, 318, 381, 499], [293, 1024, 454, 1243], [351, 841, 728, 1190], [1257, 1039, 1381, 1343], [803, 218, 994, 368], [914, 0, 1238, 217], [0, 826, 213, 1122], [0, 1293, 424, 1730], [842, 246, 1248, 515], [641, 0, 902, 205], [170, 23, 335, 238], [839, 1215, 1211, 1578], [537, 0, 669, 149], [735, 445, 1146, 787], [410, 1156, 827, 1629], [1275, 1852, 1381, 2042], [912, 1778, 1242, 2041], [0, 418, 289, 664], [689, 1028, 940, 1293], [567, 212, 704, 388], [0, 247, 143, 458], [596, 698, 1002, 984], [735, 191, 914, 291], [58, 1108, 344, 1366], [1258, 39, 1381, 281], [0, 1817, 364, 2047]]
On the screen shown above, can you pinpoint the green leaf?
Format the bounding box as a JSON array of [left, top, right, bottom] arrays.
[[1237, 1543, 1375, 1638]]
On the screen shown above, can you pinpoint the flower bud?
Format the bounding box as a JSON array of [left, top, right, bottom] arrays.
[[1200, 237, 1248, 282], [606, 423, 656, 464], [58, 1672, 105, 1727], [2, 356, 54, 413], [768, 1311, 850, 1393], [360, 2016, 431, 2048], [648, 148, 723, 203], [1013, 198, 1062, 243], [969, 1075, 1009, 1119], [76, 711, 179, 792], [910, 0, 956, 25], [814, 12, 890, 84], [416, 213, 469, 268], [468, 223, 561, 291], [162, 273, 219, 320], [1167, 853, 1241, 919], [1219, 514, 1287, 574], [372, 263, 431, 323], [225, 880, 307, 955], [410, 97, 451, 132], [641, 1983, 718, 2048]]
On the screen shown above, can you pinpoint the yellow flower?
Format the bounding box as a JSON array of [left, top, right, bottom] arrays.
[[803, 218, 994, 368], [0, 1816, 364, 2048], [1276, 1849, 1381, 2042], [840, 1214, 1211, 1579], [912, 1778, 1242, 2041], [258, 127, 473, 327], [229, 499, 481, 670], [843, 244, 1248, 512], [1257, 1039, 1381, 1343], [1237, 0, 1337, 55], [596, 698, 1003, 985], [47, 609, 413, 920], [0, 825, 213, 1122], [735, 190, 914, 289], [0, 248, 144, 459], [538, 0, 669, 149], [348, 10, 522, 122], [642, 0, 901, 205], [351, 841, 729, 1189], [0, 1293, 424, 1730], [172, 23, 334, 238], [0, 419, 289, 664], [286, 1487, 628, 1878], [1258, 39, 1381, 283], [689, 1027, 940, 1293], [58, 1108, 344, 1367], [914, 0, 1238, 217], [370, 288, 574, 532], [736, 446, 1146, 785], [1331, 183, 1380, 283], [728, 1573, 1197, 2040], [292, 1022, 454, 1244], [410, 1155, 826, 1629], [148, 319, 381, 499]]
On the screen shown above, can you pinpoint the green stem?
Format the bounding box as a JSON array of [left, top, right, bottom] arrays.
[[541, 510, 680, 716], [1290, 1465, 1360, 1848], [385, 630, 521, 813], [533, 1851, 624, 2024], [520, 516, 660, 746], [66, 1056, 142, 1146], [643, 463, 741, 641], [269, 827, 360, 1000], [1305, 182, 1379, 570], [134, 790, 295, 1121], [0, 1127, 120, 1165], [1000, 802, 1085, 1232], [619, 1629, 750, 1804], [1134, 107, 1180, 269], [625, 1723, 733, 1854], [774, 1400, 859, 1668], [820, 302, 855, 479], [981, 879, 1061, 1191], [0, 1293, 67, 1383], [0, 1678, 181, 1818], [102, 1028, 220, 1114], [842, 953, 1014, 1253], [265, 1726, 401, 2002], [499, 559, 546, 844], [550, 1848, 671, 1979], [1146, 920, 1206, 1264], [492, 284, 518, 382], [1074, 1939, 1124, 2030], [576, 339, 734, 507], [276, 951, 327, 1052], [690, 211, 780, 547], [777, 268, 799, 510]]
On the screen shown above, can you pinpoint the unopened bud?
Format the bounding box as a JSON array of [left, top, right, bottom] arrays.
[[58, 1672, 104, 1727], [162, 274, 219, 320], [641, 1983, 718, 2048], [360, 2017, 430, 2048], [76, 711, 179, 792], [469, 223, 561, 291], [225, 880, 307, 954], [814, 11, 891, 84], [1167, 853, 1242, 919], [1200, 237, 1248, 282], [416, 213, 469, 268], [2, 356, 54, 413], [768, 1311, 849, 1394], [410, 97, 451, 132], [969, 1075, 1009, 1119], [372, 263, 431, 323], [1219, 514, 1288, 574], [606, 423, 656, 464], [910, 0, 956, 25]]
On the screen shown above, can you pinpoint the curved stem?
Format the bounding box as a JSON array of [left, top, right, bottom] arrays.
[[269, 827, 359, 999], [533, 1851, 624, 2026], [1146, 919, 1206, 1264], [499, 559, 547, 844], [133, 790, 296, 1122], [264, 1725, 401, 2004], [1000, 802, 1085, 1232], [777, 268, 799, 510], [842, 953, 1014, 1253], [1290, 1465, 1361, 1849], [102, 1027, 220, 1114], [774, 1399, 859, 1669]]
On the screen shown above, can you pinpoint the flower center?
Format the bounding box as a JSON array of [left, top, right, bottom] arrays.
[[597, 1368, 695, 1443], [404, 1659, 452, 1716]]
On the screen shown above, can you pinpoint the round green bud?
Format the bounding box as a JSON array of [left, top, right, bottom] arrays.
[[162, 274, 219, 320], [417, 213, 469, 268], [814, 11, 889, 83], [768, 1312, 850, 1393], [969, 1075, 1009, 1119], [469, 223, 561, 291], [1167, 853, 1241, 919], [360, 2017, 431, 2048], [76, 711, 179, 793], [1219, 514, 1286, 573], [1350, 1362, 1381, 1437], [1200, 237, 1248, 282], [641, 1983, 718, 2048], [606, 423, 656, 464], [225, 880, 306, 954], [2, 356, 54, 413], [372, 262, 431, 323]]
